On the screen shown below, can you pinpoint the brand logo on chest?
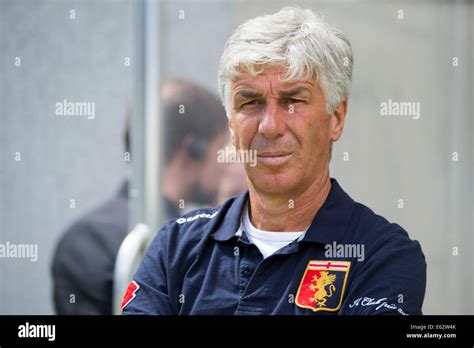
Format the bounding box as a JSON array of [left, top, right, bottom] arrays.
[[295, 260, 351, 312]]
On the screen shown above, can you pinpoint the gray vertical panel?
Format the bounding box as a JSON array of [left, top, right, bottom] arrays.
[[446, 0, 473, 315], [0, 0, 133, 314], [0, 0, 5, 315], [144, 0, 163, 232], [129, 0, 146, 230]]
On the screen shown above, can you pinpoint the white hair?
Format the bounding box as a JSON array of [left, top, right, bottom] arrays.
[[217, 6, 353, 119]]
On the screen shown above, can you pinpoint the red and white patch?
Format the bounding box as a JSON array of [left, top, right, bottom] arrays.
[[121, 280, 140, 312]]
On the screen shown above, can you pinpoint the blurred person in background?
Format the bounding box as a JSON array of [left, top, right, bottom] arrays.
[[51, 79, 228, 314], [215, 142, 248, 205]]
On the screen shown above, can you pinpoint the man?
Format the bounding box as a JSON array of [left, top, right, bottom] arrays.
[[52, 79, 228, 314], [122, 7, 426, 315]]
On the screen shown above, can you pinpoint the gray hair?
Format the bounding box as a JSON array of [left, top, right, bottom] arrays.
[[217, 6, 353, 119]]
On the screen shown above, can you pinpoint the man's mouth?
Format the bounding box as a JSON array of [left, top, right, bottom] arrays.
[[257, 151, 293, 166]]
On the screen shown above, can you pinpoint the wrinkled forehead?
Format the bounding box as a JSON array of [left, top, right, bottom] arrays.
[[231, 64, 315, 92]]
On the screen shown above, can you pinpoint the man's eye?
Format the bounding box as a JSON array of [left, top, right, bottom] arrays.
[[242, 100, 262, 107], [286, 98, 304, 104]]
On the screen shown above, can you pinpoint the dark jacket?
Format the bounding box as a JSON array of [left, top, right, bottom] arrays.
[[52, 181, 129, 314]]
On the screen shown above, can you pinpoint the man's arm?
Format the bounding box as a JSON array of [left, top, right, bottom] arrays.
[[121, 223, 174, 315], [340, 230, 427, 315]]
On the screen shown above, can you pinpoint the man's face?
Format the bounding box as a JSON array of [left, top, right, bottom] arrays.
[[229, 65, 344, 196]]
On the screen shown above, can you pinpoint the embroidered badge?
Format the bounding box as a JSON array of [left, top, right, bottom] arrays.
[[295, 260, 351, 312]]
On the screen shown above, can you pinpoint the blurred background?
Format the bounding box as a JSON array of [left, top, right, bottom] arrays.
[[0, 0, 472, 315]]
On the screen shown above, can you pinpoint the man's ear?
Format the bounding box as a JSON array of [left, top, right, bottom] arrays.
[[228, 120, 236, 147], [329, 100, 348, 142]]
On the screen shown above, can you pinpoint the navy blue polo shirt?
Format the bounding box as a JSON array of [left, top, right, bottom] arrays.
[[122, 178, 426, 315]]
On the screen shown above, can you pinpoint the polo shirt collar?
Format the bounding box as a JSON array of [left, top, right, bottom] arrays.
[[210, 178, 354, 245], [209, 191, 249, 242]]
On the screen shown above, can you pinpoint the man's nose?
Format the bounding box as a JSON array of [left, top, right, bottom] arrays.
[[258, 99, 286, 140]]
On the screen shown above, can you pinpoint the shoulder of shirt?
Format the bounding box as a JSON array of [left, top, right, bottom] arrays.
[[156, 195, 239, 242], [348, 201, 427, 301], [351, 201, 425, 260]]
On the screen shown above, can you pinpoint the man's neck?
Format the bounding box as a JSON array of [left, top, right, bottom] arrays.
[[247, 172, 331, 232]]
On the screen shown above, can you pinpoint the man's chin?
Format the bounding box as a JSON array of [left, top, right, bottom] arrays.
[[250, 173, 299, 195]]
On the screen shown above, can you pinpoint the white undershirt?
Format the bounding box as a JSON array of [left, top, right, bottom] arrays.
[[242, 202, 308, 259]]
